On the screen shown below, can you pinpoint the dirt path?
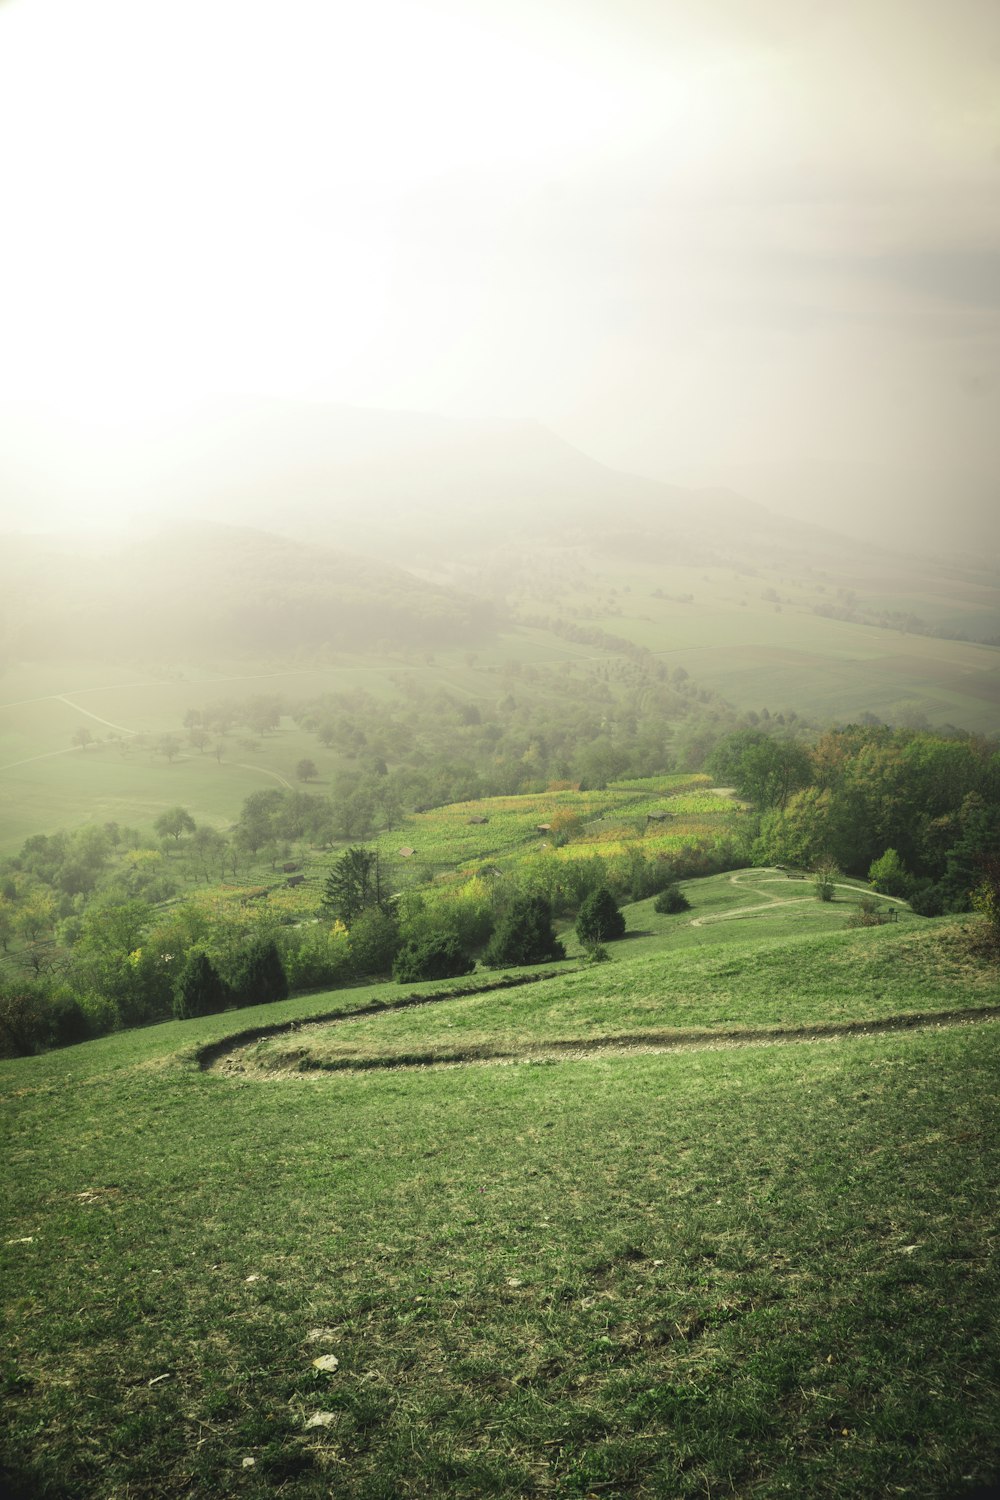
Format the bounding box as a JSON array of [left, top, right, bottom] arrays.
[[689, 868, 909, 927], [55, 695, 138, 736]]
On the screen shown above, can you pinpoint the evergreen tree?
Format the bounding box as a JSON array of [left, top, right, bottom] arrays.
[[172, 950, 230, 1020], [484, 896, 565, 968], [228, 940, 289, 1007], [575, 886, 626, 945], [322, 846, 390, 924]]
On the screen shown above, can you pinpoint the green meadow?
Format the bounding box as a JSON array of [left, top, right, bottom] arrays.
[[3, 550, 999, 851], [3, 876, 999, 1499], [538, 554, 1000, 731]]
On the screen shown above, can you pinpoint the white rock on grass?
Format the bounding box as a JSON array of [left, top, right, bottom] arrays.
[[304, 1412, 337, 1429]]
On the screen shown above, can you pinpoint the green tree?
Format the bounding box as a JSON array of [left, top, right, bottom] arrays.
[[868, 848, 910, 897], [296, 758, 318, 783], [322, 846, 390, 924], [172, 950, 231, 1020], [234, 789, 284, 855], [348, 907, 401, 978], [77, 899, 152, 959], [484, 896, 566, 968], [708, 731, 812, 810], [228, 940, 289, 1007], [575, 887, 626, 945], [13, 891, 56, 944], [154, 806, 197, 843]]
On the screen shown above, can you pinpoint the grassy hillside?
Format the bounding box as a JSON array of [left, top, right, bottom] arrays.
[[3, 885, 998, 1499]]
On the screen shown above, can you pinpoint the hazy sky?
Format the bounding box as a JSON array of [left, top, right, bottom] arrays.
[[1, 0, 998, 519]]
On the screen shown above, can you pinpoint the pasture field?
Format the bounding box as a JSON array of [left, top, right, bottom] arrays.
[[3, 886, 999, 1499], [0, 633, 614, 853]]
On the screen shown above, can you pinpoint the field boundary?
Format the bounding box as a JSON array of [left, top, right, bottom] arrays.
[[193, 968, 573, 1071]]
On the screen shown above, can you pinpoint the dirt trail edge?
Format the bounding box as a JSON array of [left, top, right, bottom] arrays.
[[193, 970, 569, 1072], [203, 1001, 1000, 1079]]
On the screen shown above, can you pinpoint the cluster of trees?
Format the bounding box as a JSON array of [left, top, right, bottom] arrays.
[[712, 726, 1000, 913]]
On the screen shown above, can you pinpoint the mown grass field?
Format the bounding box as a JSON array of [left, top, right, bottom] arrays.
[[3, 879, 999, 1499]]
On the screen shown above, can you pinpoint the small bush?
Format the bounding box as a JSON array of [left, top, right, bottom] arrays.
[[653, 886, 690, 915], [575, 887, 626, 945], [813, 860, 840, 902], [845, 895, 891, 929], [393, 933, 475, 983], [583, 943, 611, 964]]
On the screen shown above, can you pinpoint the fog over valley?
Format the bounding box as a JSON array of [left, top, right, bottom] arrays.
[[4, 8, 1000, 1498]]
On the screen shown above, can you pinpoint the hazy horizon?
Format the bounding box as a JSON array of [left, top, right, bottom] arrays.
[[1, 0, 998, 550]]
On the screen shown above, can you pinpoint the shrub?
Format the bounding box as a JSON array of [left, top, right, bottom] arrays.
[[484, 896, 566, 969], [583, 943, 611, 964], [653, 885, 690, 915], [575, 887, 626, 945], [228, 940, 289, 1007], [172, 950, 231, 1020], [393, 933, 475, 983], [0, 983, 92, 1058], [813, 859, 840, 902], [845, 895, 891, 929], [908, 881, 945, 917]]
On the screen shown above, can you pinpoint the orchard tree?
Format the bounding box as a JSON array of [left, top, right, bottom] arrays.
[[155, 806, 197, 843]]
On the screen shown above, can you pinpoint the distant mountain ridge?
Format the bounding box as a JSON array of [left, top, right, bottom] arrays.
[[0, 399, 863, 570]]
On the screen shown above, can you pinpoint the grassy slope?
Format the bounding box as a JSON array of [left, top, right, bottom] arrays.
[[3, 885, 999, 1499]]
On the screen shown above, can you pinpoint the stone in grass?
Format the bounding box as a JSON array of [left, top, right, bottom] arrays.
[[304, 1412, 337, 1429], [312, 1354, 339, 1373]]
